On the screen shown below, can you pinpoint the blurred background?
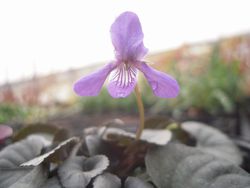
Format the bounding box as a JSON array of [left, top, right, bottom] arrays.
[[0, 0, 250, 140]]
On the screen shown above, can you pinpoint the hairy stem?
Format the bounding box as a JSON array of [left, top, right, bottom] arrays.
[[134, 84, 145, 140]]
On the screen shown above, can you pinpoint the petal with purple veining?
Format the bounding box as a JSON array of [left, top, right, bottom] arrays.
[[107, 64, 137, 98], [73, 63, 116, 96]]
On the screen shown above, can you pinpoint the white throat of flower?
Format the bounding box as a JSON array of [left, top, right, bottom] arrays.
[[109, 63, 137, 88]]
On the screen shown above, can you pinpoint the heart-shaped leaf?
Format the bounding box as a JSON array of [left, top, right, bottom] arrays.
[[85, 135, 108, 156], [0, 168, 33, 188], [21, 137, 78, 166], [12, 123, 59, 142], [100, 127, 172, 146], [93, 174, 153, 188], [58, 155, 109, 188], [0, 137, 48, 187], [0, 137, 44, 168], [93, 173, 121, 188], [41, 177, 62, 188], [85, 134, 128, 177], [146, 143, 250, 188], [8, 165, 48, 188], [181, 121, 242, 165], [139, 129, 172, 145], [124, 177, 154, 188], [85, 127, 171, 178]]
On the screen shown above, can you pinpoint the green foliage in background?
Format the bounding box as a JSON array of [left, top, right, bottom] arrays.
[[77, 88, 153, 114], [165, 45, 244, 115], [183, 47, 241, 113], [0, 103, 29, 123]]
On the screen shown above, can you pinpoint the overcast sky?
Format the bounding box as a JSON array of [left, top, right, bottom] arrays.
[[0, 0, 249, 84]]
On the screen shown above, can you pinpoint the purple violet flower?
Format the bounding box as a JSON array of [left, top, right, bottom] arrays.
[[74, 11, 179, 98], [0, 125, 13, 143]]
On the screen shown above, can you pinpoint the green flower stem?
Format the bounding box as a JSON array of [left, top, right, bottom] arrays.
[[134, 84, 145, 140]]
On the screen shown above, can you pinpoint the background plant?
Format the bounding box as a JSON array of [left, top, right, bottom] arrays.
[[0, 103, 30, 124], [139, 45, 245, 117]]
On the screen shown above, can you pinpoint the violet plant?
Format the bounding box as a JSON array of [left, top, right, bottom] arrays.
[[0, 11, 248, 188], [74, 11, 179, 139]]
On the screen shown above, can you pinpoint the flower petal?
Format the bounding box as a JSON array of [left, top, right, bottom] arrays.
[[110, 11, 148, 61], [137, 62, 180, 98], [107, 64, 137, 98], [73, 63, 116, 96], [0, 125, 13, 142]]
